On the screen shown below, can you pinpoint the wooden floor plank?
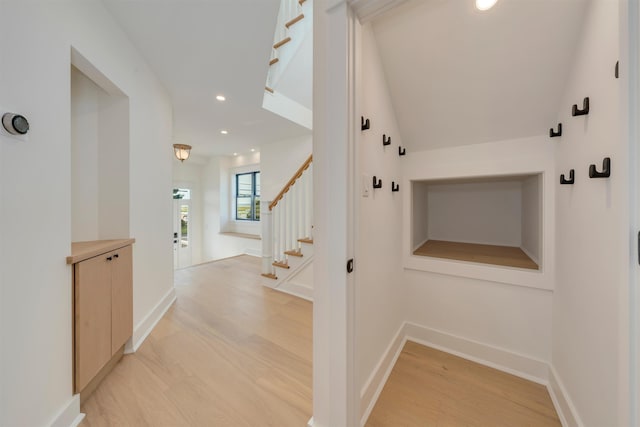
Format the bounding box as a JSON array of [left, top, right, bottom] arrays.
[[81, 255, 313, 427], [81, 255, 557, 427], [366, 341, 561, 427]]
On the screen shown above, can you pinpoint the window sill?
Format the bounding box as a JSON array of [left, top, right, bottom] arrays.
[[219, 232, 261, 241]]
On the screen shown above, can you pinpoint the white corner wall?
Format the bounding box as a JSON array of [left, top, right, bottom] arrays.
[[0, 2, 174, 426], [260, 134, 312, 202], [201, 154, 262, 261], [552, 0, 631, 425], [356, 23, 405, 422]]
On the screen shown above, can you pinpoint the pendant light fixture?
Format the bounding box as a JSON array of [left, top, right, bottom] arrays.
[[173, 144, 192, 162]]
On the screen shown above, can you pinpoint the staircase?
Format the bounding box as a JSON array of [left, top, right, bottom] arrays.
[[262, 0, 312, 129], [261, 155, 313, 300]]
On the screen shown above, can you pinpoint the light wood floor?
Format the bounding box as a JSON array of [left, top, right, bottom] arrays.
[[366, 341, 561, 427], [81, 255, 558, 427], [414, 240, 539, 270], [80, 255, 313, 426]]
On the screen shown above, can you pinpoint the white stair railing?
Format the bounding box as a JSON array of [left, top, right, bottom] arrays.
[[262, 155, 313, 278]]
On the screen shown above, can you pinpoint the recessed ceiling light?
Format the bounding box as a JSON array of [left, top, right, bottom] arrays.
[[216, 94, 226, 101], [250, 148, 255, 152], [233, 152, 238, 156], [475, 0, 497, 10], [220, 130, 229, 135]]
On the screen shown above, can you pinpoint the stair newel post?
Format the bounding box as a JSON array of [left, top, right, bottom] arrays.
[[281, 198, 287, 261], [261, 201, 274, 275], [293, 179, 300, 250], [298, 173, 304, 245], [273, 203, 280, 264], [307, 163, 313, 239]]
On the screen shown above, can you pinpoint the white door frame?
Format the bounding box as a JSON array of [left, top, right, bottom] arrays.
[[312, 1, 358, 425], [624, 0, 640, 423]]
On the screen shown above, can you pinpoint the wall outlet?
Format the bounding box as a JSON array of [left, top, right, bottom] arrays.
[[362, 174, 370, 197]]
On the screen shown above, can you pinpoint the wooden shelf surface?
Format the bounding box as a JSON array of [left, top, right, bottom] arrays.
[[413, 240, 539, 270], [67, 238, 135, 264]]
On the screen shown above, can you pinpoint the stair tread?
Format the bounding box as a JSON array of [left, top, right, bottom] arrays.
[[285, 250, 303, 257], [272, 261, 290, 269], [285, 13, 304, 28], [273, 37, 291, 49], [261, 273, 278, 280], [298, 238, 313, 244], [269, 57, 279, 66]]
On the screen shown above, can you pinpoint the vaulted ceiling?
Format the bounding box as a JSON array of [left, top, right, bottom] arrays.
[[371, 0, 589, 151], [102, 0, 310, 158]]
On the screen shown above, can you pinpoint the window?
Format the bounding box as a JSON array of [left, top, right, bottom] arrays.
[[236, 172, 260, 221]]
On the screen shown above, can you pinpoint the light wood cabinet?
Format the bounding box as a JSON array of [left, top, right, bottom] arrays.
[[68, 239, 134, 393]]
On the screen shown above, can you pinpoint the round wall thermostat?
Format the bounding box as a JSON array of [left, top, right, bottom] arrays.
[[2, 113, 29, 135]]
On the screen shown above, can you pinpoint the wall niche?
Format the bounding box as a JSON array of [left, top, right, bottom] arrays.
[[70, 49, 130, 242], [411, 174, 542, 270]]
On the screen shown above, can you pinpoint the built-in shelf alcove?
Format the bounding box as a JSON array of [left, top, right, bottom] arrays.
[[411, 174, 542, 270], [71, 48, 130, 242]]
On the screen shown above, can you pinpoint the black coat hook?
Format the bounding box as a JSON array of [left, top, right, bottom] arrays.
[[560, 169, 575, 185], [391, 181, 399, 192], [361, 116, 370, 131], [383, 134, 391, 146], [398, 146, 406, 156], [615, 61, 619, 79], [572, 97, 590, 116], [589, 157, 611, 178], [373, 176, 382, 189], [550, 123, 562, 138]]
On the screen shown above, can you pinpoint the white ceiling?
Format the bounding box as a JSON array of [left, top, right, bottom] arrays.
[[102, 0, 310, 158], [372, 0, 589, 151]]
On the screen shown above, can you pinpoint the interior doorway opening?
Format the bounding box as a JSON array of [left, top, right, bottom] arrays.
[[173, 188, 192, 269]]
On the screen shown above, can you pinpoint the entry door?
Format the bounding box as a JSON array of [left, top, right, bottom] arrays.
[[173, 198, 192, 269]]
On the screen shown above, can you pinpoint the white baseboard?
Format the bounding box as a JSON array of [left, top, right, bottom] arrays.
[[405, 322, 549, 384], [274, 281, 313, 301], [307, 416, 314, 426], [359, 322, 407, 426], [548, 364, 583, 427], [49, 394, 84, 427], [125, 287, 177, 354], [359, 321, 565, 427]]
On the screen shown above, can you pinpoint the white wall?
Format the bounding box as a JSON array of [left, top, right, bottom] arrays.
[[552, 0, 631, 424], [521, 175, 541, 263], [356, 23, 405, 415], [260, 134, 312, 202], [0, 2, 173, 426], [173, 158, 204, 266], [201, 154, 262, 261], [426, 180, 523, 247]]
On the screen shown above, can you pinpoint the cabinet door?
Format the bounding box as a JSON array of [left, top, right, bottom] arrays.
[[75, 253, 112, 392], [111, 245, 133, 354]]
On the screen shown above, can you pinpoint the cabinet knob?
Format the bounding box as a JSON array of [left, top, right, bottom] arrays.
[[106, 256, 113, 261], [113, 253, 119, 259]]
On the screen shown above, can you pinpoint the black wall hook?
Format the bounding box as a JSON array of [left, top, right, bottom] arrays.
[[383, 134, 391, 146], [560, 169, 575, 185], [391, 182, 399, 192], [572, 97, 590, 116], [361, 116, 370, 131], [550, 123, 562, 138], [373, 176, 382, 189], [589, 157, 611, 178], [398, 146, 406, 156]]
